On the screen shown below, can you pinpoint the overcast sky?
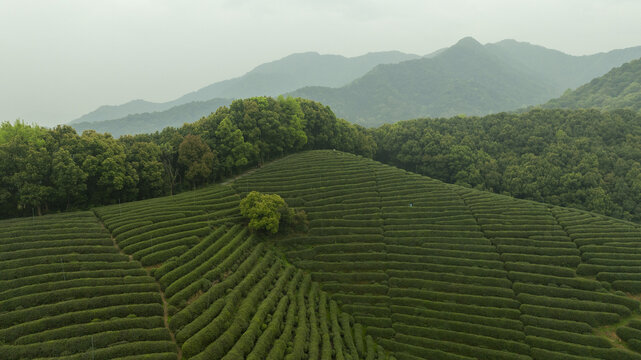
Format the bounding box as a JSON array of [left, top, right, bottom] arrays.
[[2, 0, 640, 127]]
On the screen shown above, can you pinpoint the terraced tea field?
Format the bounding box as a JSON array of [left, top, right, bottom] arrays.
[[3, 149, 641, 359], [235, 150, 641, 360], [0, 212, 177, 359]]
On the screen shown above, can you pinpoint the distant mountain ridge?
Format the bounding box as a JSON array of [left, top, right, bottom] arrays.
[[70, 51, 420, 125], [542, 57, 641, 112], [289, 37, 641, 126], [72, 98, 232, 137], [72, 38, 641, 136]]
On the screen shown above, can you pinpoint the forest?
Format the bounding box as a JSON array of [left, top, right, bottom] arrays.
[[0, 97, 374, 219], [3, 97, 641, 224], [373, 108, 641, 222]]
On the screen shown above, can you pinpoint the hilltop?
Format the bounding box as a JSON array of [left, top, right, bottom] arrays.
[[543, 57, 641, 112], [290, 38, 641, 126], [3, 150, 641, 359]]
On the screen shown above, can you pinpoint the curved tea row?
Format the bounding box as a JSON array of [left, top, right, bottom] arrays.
[[4, 149, 641, 359], [95, 179, 393, 359], [235, 150, 641, 360], [0, 212, 177, 359]]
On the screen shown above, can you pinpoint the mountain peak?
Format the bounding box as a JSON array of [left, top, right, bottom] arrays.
[[454, 36, 483, 48]]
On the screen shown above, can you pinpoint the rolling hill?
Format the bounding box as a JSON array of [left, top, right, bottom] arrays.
[[543, 57, 641, 112], [290, 38, 641, 127], [70, 51, 419, 126], [3, 150, 641, 359]]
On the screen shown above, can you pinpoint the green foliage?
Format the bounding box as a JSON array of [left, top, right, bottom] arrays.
[[1, 97, 375, 219], [240, 191, 299, 234], [178, 134, 216, 187], [9, 145, 641, 360], [373, 108, 641, 222]]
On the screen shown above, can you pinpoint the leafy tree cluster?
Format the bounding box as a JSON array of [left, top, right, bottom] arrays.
[[0, 97, 374, 219], [240, 191, 309, 234], [373, 108, 641, 222]]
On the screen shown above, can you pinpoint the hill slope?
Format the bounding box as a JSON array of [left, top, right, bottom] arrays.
[[0, 212, 178, 359], [235, 150, 641, 359], [70, 51, 419, 125], [543, 57, 641, 112], [290, 38, 641, 126], [3, 150, 641, 359]]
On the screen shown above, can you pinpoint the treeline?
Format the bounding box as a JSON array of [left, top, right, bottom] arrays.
[[4, 99, 641, 223], [0, 96, 374, 218], [373, 108, 641, 222]]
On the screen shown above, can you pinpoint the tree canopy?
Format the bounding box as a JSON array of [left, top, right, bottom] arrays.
[[373, 108, 641, 222], [0, 97, 374, 219], [239, 191, 290, 234]]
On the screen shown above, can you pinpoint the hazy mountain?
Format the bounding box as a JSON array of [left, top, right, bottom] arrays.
[[487, 39, 641, 93], [175, 51, 421, 103], [290, 37, 551, 126], [70, 51, 420, 125], [70, 99, 177, 125], [542, 57, 641, 112], [289, 38, 641, 127], [72, 98, 231, 137]]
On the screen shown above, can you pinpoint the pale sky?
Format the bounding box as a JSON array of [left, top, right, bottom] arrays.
[[1, 0, 640, 127]]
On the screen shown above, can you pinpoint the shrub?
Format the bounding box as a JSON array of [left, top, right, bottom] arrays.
[[240, 191, 289, 234]]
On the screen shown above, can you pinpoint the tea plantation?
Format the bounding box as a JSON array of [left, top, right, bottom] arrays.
[[2, 150, 641, 359]]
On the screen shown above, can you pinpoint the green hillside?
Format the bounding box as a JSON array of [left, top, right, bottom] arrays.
[[235, 150, 641, 359], [290, 38, 641, 127], [0, 212, 177, 359], [543, 57, 641, 112], [3, 150, 641, 359]]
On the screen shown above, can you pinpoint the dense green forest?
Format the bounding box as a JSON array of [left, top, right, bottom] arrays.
[[5, 98, 641, 224], [544, 57, 641, 112], [0, 97, 373, 219], [373, 108, 641, 222]]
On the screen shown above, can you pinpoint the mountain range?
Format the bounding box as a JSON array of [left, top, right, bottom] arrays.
[[72, 37, 641, 136], [70, 51, 420, 125], [291, 37, 641, 126]]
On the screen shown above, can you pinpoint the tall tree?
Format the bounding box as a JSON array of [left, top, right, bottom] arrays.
[[215, 117, 252, 177], [178, 134, 216, 188], [51, 148, 87, 210], [0, 121, 53, 216], [126, 141, 165, 199], [80, 130, 138, 204]]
